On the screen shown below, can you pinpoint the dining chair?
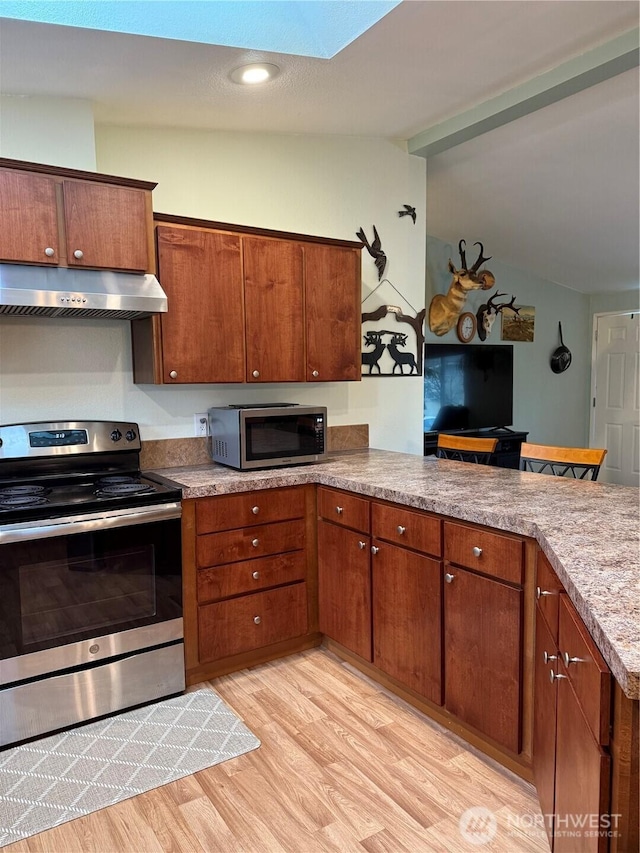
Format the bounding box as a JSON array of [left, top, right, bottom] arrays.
[[519, 443, 607, 481], [436, 434, 498, 465]]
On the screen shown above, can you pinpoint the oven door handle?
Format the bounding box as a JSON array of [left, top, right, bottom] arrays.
[[0, 501, 182, 544]]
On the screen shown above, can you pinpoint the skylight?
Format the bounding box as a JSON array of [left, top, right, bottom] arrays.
[[0, 1, 402, 59]]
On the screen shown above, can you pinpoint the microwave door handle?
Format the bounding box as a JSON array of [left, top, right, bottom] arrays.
[[0, 502, 182, 545]]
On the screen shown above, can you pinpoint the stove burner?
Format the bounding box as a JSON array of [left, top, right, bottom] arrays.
[[96, 475, 138, 486], [96, 483, 156, 497], [0, 494, 48, 508], [0, 484, 48, 496]]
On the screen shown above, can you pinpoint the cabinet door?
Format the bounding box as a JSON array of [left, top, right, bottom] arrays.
[[63, 180, 149, 271], [156, 226, 245, 383], [305, 243, 361, 381], [317, 520, 371, 661], [444, 565, 523, 753], [554, 664, 611, 853], [0, 169, 59, 264], [372, 541, 442, 704], [243, 236, 304, 382], [533, 606, 559, 850]]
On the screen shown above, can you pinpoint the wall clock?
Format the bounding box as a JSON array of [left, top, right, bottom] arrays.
[[456, 312, 477, 343]]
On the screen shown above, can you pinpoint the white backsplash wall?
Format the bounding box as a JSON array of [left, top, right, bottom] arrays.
[[0, 123, 427, 454]]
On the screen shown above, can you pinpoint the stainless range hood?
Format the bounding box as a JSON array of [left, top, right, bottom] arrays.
[[0, 264, 168, 320]]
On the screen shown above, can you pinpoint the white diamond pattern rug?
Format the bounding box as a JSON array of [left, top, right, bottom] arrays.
[[0, 687, 260, 847]]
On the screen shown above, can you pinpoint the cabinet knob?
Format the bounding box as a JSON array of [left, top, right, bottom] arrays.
[[358, 541, 366, 550], [252, 538, 259, 547], [44, 247, 55, 257], [536, 587, 553, 599], [444, 572, 455, 583], [543, 651, 557, 664], [252, 370, 260, 378], [253, 616, 262, 625], [396, 525, 406, 535], [562, 651, 585, 668], [549, 670, 567, 683], [335, 506, 343, 515], [472, 546, 483, 557], [169, 370, 178, 379], [252, 571, 260, 580], [312, 370, 319, 378], [251, 506, 260, 515], [73, 249, 84, 260], [371, 545, 380, 555]]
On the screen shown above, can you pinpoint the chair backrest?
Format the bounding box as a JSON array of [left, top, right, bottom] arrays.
[[519, 443, 607, 481], [436, 434, 498, 465]]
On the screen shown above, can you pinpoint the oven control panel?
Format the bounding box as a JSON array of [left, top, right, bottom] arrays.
[[0, 421, 142, 459]]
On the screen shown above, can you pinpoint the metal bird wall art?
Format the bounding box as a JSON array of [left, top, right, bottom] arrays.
[[356, 225, 387, 281], [398, 204, 416, 224]]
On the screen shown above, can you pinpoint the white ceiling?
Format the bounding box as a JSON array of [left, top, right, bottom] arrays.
[[1, 1, 638, 293]]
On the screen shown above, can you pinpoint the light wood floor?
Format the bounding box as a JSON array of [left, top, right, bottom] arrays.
[[7, 648, 550, 853]]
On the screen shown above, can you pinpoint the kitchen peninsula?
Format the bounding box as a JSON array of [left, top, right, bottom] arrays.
[[150, 448, 639, 852]]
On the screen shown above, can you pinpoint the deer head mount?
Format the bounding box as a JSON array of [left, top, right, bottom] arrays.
[[475, 293, 520, 341], [428, 240, 496, 336]]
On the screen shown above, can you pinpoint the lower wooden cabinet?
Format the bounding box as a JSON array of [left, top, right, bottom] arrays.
[[199, 583, 308, 662], [443, 564, 523, 753], [372, 541, 442, 704], [317, 519, 372, 661]]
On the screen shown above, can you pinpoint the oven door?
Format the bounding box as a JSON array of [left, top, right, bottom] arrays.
[[0, 502, 182, 684]]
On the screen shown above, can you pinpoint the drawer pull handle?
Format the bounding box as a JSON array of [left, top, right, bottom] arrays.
[[44, 247, 55, 257], [252, 370, 260, 378], [312, 369, 319, 378], [358, 541, 366, 550], [336, 506, 343, 515], [543, 651, 557, 664], [397, 525, 406, 535], [253, 616, 262, 625], [549, 670, 567, 683], [444, 572, 454, 583], [251, 506, 260, 515], [169, 370, 178, 379], [73, 249, 84, 260], [252, 571, 260, 579], [252, 538, 259, 547], [563, 652, 585, 667], [472, 546, 482, 557], [371, 546, 380, 555], [536, 587, 553, 599]]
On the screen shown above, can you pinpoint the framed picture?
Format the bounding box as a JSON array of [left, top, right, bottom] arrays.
[[502, 305, 535, 342]]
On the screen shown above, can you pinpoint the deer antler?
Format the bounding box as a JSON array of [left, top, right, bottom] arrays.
[[458, 239, 468, 270], [470, 241, 492, 274], [489, 294, 520, 315]]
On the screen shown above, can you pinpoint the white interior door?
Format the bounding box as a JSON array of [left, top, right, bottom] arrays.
[[591, 312, 639, 486]]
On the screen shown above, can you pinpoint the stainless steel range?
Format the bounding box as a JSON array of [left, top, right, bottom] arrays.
[[0, 420, 184, 747]]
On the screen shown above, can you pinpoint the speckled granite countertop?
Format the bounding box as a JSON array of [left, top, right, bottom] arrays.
[[148, 449, 640, 700]]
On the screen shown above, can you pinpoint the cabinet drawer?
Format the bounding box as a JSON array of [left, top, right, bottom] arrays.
[[196, 487, 304, 534], [536, 551, 565, 642], [197, 551, 306, 603], [444, 522, 523, 585], [318, 487, 370, 533], [198, 582, 308, 662], [197, 519, 305, 568], [558, 597, 611, 745], [372, 503, 441, 557]]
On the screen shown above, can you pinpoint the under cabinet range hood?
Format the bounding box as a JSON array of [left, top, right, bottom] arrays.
[[0, 264, 168, 319]]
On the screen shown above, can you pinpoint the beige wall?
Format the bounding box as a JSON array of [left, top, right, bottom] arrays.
[[0, 118, 427, 454]]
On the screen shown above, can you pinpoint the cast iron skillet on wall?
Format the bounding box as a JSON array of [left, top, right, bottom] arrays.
[[550, 322, 572, 373]]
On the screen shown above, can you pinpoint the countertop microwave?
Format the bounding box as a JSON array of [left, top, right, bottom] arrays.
[[208, 404, 327, 470]]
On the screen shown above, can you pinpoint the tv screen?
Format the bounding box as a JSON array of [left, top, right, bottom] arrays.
[[424, 344, 513, 432]]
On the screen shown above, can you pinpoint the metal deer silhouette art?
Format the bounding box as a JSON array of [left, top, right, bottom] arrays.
[[476, 293, 520, 341], [428, 240, 495, 336], [387, 333, 418, 374], [361, 331, 386, 374]]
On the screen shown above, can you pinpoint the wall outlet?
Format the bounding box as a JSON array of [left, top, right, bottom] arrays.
[[194, 413, 209, 437]]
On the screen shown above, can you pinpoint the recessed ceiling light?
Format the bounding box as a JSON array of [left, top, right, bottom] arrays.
[[230, 63, 280, 85]]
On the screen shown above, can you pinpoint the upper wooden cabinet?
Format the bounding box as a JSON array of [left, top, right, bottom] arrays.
[[132, 214, 362, 385], [0, 158, 155, 273]]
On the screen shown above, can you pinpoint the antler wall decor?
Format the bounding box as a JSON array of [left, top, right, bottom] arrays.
[[428, 239, 495, 336], [476, 293, 520, 341]]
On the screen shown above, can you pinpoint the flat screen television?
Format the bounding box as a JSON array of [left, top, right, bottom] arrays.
[[424, 344, 513, 432]]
